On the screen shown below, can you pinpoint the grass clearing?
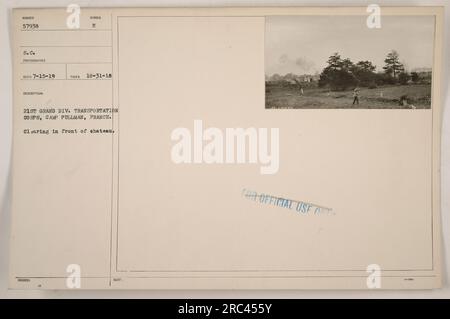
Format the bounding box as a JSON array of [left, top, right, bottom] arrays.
[[265, 84, 432, 109]]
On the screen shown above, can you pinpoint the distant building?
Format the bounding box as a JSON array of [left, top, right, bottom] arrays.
[[266, 73, 319, 83]]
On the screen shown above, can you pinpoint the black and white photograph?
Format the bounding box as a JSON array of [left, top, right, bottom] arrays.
[[265, 15, 435, 109]]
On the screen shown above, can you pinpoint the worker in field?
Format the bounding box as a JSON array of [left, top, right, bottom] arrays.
[[399, 95, 408, 106], [294, 78, 304, 96], [352, 87, 360, 105]]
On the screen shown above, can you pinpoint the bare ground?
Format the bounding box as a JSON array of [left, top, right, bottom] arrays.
[[265, 84, 432, 109]]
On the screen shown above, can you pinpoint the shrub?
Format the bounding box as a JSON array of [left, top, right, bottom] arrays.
[[398, 72, 410, 85]]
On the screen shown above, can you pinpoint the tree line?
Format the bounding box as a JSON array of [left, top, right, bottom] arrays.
[[318, 50, 424, 91]]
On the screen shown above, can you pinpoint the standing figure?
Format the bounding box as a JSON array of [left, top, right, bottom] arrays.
[[399, 95, 408, 107], [294, 78, 304, 96], [352, 87, 360, 105]]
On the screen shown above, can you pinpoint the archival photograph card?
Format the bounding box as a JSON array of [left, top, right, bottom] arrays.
[[9, 6, 443, 290]]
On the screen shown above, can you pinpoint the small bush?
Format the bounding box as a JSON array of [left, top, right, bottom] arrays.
[[398, 72, 410, 85]]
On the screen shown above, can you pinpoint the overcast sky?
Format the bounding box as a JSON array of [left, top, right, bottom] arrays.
[[265, 15, 435, 76]]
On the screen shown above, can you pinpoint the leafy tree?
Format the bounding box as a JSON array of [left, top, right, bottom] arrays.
[[341, 58, 354, 70], [355, 61, 376, 72], [411, 72, 419, 83], [352, 61, 377, 86], [270, 73, 281, 81], [383, 50, 404, 79], [318, 53, 357, 90], [326, 52, 343, 69]]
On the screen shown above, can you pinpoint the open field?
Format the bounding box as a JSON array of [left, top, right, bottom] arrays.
[[265, 84, 432, 109]]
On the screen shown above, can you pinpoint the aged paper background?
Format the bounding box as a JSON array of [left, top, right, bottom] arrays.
[[0, 1, 450, 298]]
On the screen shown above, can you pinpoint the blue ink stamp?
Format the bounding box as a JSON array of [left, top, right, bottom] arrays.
[[242, 188, 334, 216]]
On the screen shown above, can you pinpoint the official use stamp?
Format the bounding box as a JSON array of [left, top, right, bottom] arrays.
[[242, 189, 334, 215]]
